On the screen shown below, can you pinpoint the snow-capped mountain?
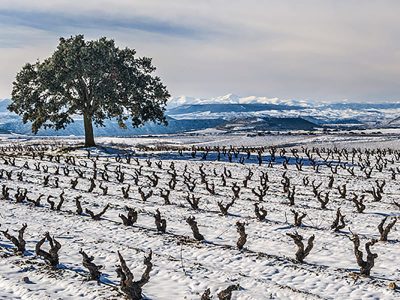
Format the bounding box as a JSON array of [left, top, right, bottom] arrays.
[[2, 95, 400, 136], [166, 94, 400, 128], [167, 94, 314, 108]]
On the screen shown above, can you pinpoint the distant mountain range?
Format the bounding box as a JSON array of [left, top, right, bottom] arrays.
[[0, 99, 227, 136], [166, 103, 303, 115], [1, 94, 400, 136], [167, 94, 400, 129], [219, 116, 317, 132], [167, 93, 312, 108]]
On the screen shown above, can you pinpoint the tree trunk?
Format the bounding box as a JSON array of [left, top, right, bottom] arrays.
[[83, 114, 96, 147]]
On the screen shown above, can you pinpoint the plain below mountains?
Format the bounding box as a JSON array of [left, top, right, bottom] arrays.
[[1, 95, 400, 136], [0, 99, 319, 136]]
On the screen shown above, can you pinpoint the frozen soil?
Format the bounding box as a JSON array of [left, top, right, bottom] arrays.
[[0, 135, 399, 299]]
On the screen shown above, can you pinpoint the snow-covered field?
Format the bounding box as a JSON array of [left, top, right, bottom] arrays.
[[4, 128, 400, 149], [0, 133, 399, 299]]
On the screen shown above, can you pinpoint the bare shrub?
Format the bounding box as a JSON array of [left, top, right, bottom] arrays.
[[86, 204, 110, 220], [186, 216, 204, 241], [116, 250, 153, 300], [1, 223, 27, 254], [79, 249, 103, 281], [35, 232, 61, 267], [286, 232, 314, 263], [254, 203, 267, 221], [119, 206, 138, 226], [236, 221, 247, 250], [348, 233, 378, 276], [378, 216, 397, 241], [330, 208, 346, 232], [217, 284, 240, 300], [217, 198, 235, 216], [154, 209, 167, 233], [291, 209, 307, 227]]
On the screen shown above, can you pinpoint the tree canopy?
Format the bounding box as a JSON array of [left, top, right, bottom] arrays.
[[9, 35, 170, 146]]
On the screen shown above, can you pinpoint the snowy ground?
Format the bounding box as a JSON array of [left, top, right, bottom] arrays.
[[0, 133, 399, 299], [3, 129, 400, 149]]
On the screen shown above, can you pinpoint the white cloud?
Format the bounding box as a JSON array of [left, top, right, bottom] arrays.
[[1, 1, 400, 101]]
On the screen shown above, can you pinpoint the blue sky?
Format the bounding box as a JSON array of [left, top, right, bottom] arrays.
[[1, 0, 400, 102]]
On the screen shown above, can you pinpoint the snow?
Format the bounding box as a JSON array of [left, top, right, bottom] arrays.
[[165, 94, 400, 128], [167, 93, 314, 108], [0, 133, 399, 299]]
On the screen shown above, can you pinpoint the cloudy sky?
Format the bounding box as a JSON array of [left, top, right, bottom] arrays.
[[0, 0, 400, 102]]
